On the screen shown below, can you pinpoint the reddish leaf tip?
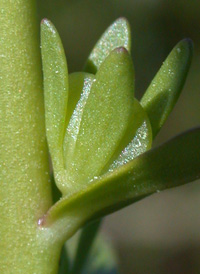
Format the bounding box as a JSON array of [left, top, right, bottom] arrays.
[[115, 47, 128, 54]]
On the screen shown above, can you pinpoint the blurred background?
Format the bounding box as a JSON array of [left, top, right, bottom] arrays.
[[37, 1, 200, 273]]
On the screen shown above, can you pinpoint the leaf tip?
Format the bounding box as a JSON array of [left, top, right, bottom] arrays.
[[114, 47, 129, 55], [41, 18, 57, 35], [41, 18, 48, 25], [115, 16, 130, 26], [176, 38, 194, 59], [184, 38, 194, 57], [182, 38, 193, 49], [40, 18, 52, 28]]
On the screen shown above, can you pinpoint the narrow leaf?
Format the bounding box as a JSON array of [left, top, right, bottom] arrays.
[[42, 127, 200, 242], [41, 19, 68, 164], [63, 48, 135, 192], [84, 18, 131, 74], [140, 39, 193, 138]]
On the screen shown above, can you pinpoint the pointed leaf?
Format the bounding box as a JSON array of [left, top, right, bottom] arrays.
[[140, 39, 193, 137], [63, 48, 135, 193], [41, 19, 68, 165], [84, 18, 131, 74], [42, 127, 200, 242]]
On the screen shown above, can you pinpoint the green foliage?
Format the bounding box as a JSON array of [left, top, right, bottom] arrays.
[[41, 18, 68, 170], [44, 128, 200, 236], [40, 18, 199, 252], [2, 1, 199, 273], [141, 39, 193, 137], [2, 11, 196, 273], [84, 17, 131, 74], [41, 19, 152, 197], [63, 48, 139, 191]]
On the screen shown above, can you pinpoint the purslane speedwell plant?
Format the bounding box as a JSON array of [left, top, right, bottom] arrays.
[[0, 1, 200, 273]]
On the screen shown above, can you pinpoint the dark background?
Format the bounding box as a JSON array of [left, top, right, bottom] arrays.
[[38, 1, 200, 273]]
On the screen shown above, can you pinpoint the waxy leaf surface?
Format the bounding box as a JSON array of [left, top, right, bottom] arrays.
[[63, 48, 135, 191], [41, 19, 68, 165], [43, 127, 200, 242], [84, 18, 131, 74], [108, 99, 152, 172], [66, 72, 95, 127], [55, 73, 95, 194], [141, 39, 193, 137]]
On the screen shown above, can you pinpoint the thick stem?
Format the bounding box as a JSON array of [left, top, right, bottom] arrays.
[[0, 0, 61, 273]]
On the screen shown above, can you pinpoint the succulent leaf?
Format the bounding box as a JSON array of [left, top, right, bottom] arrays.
[[66, 72, 95, 127], [84, 18, 131, 74], [41, 19, 68, 167], [55, 73, 95, 194], [63, 48, 135, 192], [141, 39, 193, 138], [43, 127, 200, 242], [107, 99, 152, 172]]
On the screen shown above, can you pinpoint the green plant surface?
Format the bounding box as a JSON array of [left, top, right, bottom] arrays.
[[141, 39, 193, 138], [39, 127, 200, 244], [41, 19, 68, 169], [1, 2, 199, 272], [66, 72, 94, 127], [70, 17, 135, 274], [0, 0, 60, 273], [40, 17, 198, 274], [41, 20, 152, 199], [60, 22, 194, 273], [63, 48, 136, 191], [84, 17, 131, 74]]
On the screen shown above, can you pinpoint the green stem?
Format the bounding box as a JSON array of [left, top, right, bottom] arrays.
[[0, 0, 61, 273]]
